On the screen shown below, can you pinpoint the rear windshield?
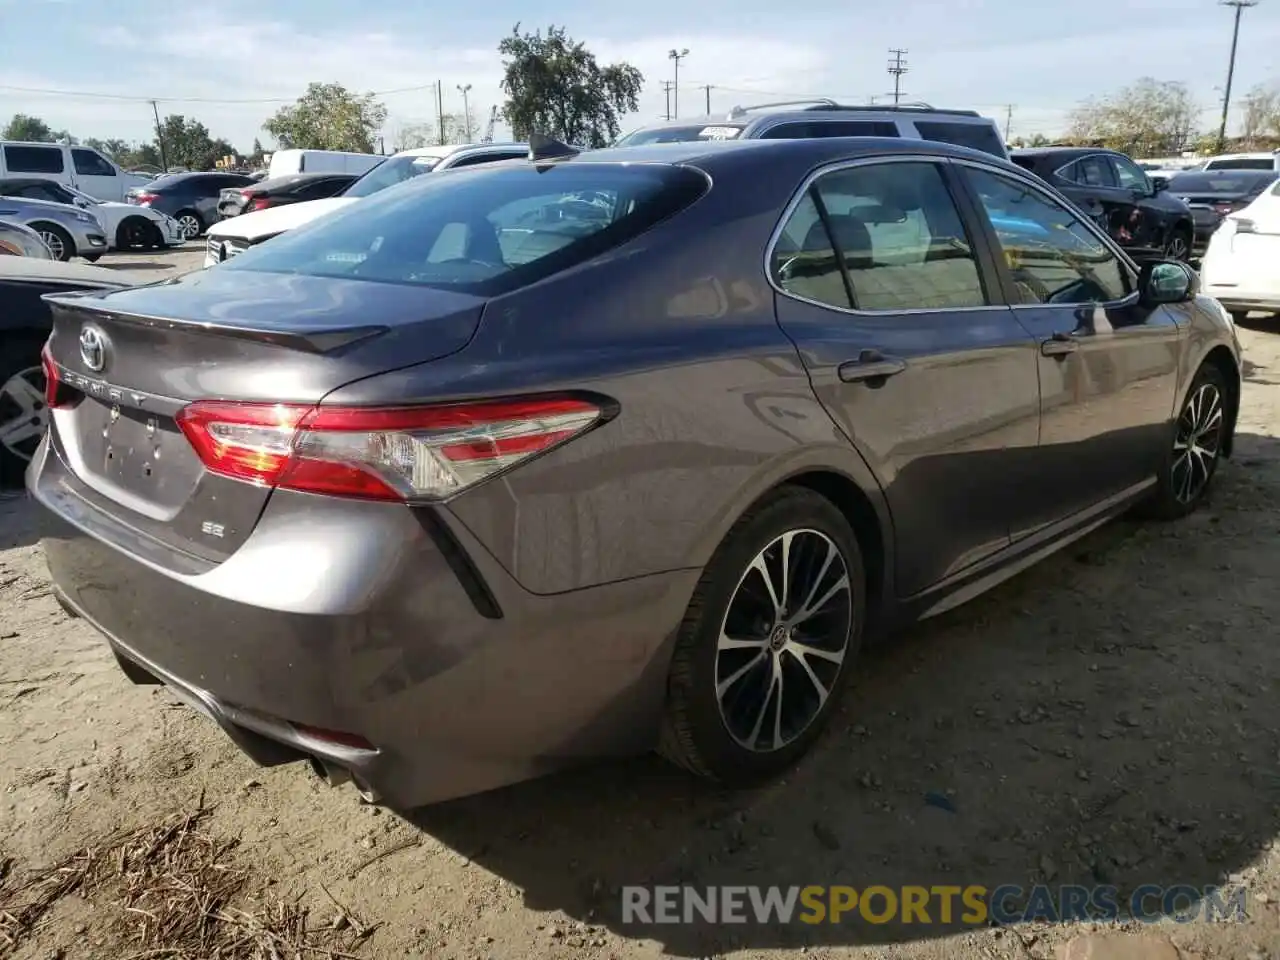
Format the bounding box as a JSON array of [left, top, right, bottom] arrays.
[[343, 154, 442, 198], [1168, 171, 1277, 195], [1204, 157, 1276, 171], [220, 163, 709, 296], [615, 124, 745, 146], [912, 121, 1006, 158]]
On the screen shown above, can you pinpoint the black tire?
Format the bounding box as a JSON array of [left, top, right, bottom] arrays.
[[174, 209, 203, 240], [659, 485, 867, 784], [0, 333, 48, 489], [1137, 362, 1229, 521], [31, 222, 74, 262], [115, 216, 159, 251], [1164, 225, 1192, 262]]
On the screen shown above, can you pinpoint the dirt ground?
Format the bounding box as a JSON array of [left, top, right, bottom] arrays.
[[2, 247, 1279, 960]]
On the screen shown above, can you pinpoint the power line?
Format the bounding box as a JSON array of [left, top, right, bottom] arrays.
[[0, 80, 442, 105]]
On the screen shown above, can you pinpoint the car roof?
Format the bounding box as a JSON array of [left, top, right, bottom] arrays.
[[576, 135, 1019, 171], [393, 142, 528, 160]]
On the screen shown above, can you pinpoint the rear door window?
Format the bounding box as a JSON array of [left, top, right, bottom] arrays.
[[760, 121, 900, 139], [220, 163, 708, 296], [4, 145, 65, 174], [911, 121, 1005, 158], [72, 149, 116, 177]]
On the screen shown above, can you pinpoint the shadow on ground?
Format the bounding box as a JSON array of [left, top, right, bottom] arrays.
[[409, 431, 1280, 955]]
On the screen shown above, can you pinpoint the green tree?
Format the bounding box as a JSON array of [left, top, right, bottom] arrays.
[[1066, 78, 1198, 156], [155, 114, 234, 170], [3, 113, 74, 143], [498, 24, 643, 147], [262, 82, 387, 152]]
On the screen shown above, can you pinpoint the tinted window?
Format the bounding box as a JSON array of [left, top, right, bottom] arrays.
[[772, 161, 989, 311], [1205, 157, 1275, 171], [615, 124, 745, 145], [1110, 156, 1149, 192], [294, 176, 355, 200], [912, 121, 1004, 158], [760, 121, 900, 139], [72, 149, 116, 177], [447, 151, 526, 168], [1060, 156, 1116, 187], [4, 145, 64, 174], [20, 182, 75, 203], [343, 155, 441, 198], [1168, 172, 1277, 196], [221, 163, 707, 297], [964, 168, 1128, 305]]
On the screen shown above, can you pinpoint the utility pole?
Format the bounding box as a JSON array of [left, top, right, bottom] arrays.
[[887, 48, 908, 105], [1004, 104, 1015, 142], [436, 80, 446, 146], [661, 81, 673, 121], [668, 48, 689, 118], [1217, 0, 1259, 152], [149, 100, 168, 172], [702, 84, 713, 114], [457, 83, 473, 141]]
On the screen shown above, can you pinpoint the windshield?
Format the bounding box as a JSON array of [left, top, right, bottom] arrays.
[[615, 124, 745, 146], [1168, 172, 1277, 195], [343, 154, 442, 198], [65, 185, 101, 205], [221, 162, 708, 297]]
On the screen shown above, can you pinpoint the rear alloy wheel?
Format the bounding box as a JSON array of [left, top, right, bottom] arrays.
[[0, 337, 47, 488], [1139, 363, 1228, 520], [33, 223, 73, 262], [1163, 227, 1191, 262], [175, 211, 202, 240], [660, 487, 866, 784]]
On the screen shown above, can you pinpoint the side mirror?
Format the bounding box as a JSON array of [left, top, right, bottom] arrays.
[[1139, 260, 1197, 306], [75, 198, 90, 208], [1151, 177, 1169, 194]]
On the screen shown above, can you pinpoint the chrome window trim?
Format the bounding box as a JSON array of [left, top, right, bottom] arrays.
[[762, 153, 1009, 318], [949, 156, 1140, 310]]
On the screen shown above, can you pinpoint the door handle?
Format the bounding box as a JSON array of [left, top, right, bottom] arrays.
[[838, 349, 907, 383], [1040, 332, 1079, 358]]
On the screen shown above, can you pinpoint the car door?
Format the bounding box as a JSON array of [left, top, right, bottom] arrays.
[[955, 162, 1182, 535], [71, 148, 123, 201], [1052, 154, 1124, 234], [1108, 153, 1168, 253], [770, 157, 1040, 598]]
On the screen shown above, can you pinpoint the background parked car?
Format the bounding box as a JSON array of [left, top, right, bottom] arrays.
[[616, 99, 1010, 159], [1200, 176, 1280, 321], [1199, 151, 1280, 172], [1166, 169, 1279, 253], [1011, 147, 1195, 260], [0, 257, 132, 486], [0, 219, 53, 258], [125, 171, 257, 240], [0, 177, 186, 251], [266, 149, 382, 179], [0, 141, 150, 201], [203, 142, 532, 265], [217, 173, 358, 219], [0, 193, 107, 261]]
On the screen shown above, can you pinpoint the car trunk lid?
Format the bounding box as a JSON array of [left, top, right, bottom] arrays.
[[42, 267, 485, 564]]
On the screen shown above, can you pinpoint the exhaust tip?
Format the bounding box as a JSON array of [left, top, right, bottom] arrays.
[[352, 775, 382, 805], [308, 756, 352, 788]]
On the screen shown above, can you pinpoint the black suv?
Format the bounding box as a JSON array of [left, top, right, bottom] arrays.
[[1012, 148, 1195, 261]]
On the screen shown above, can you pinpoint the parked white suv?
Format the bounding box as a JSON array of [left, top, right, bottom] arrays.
[[204, 142, 531, 266], [615, 100, 1010, 160], [0, 141, 151, 202]]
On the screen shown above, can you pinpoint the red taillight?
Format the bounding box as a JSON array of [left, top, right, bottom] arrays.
[[175, 395, 605, 501], [291, 723, 375, 752], [248, 196, 271, 211], [132, 192, 158, 206], [40, 344, 74, 409]]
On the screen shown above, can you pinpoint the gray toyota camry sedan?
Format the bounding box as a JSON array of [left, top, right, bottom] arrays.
[[27, 136, 1242, 808]]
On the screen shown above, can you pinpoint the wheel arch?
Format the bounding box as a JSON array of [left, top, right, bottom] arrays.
[[1199, 343, 1241, 459], [26, 220, 74, 256], [689, 447, 896, 636]]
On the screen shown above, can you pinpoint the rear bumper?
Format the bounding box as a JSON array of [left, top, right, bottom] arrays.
[[27, 437, 696, 807]]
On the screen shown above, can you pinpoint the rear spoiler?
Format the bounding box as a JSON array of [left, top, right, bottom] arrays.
[[43, 291, 387, 354]]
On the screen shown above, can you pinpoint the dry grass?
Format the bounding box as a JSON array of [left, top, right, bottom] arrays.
[[0, 795, 371, 959]]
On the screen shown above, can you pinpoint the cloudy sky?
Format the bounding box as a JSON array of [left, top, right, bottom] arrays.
[[2, 0, 1279, 152]]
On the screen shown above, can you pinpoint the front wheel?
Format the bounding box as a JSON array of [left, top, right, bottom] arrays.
[[116, 216, 160, 251], [1138, 362, 1229, 520], [659, 486, 866, 784]]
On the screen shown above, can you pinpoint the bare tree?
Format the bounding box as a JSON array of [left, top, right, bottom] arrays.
[[1066, 78, 1199, 155], [1240, 83, 1280, 144]]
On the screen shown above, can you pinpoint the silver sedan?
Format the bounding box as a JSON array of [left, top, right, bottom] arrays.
[[0, 194, 108, 262]]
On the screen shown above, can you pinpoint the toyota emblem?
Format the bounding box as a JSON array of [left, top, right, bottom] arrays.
[[79, 326, 107, 372]]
